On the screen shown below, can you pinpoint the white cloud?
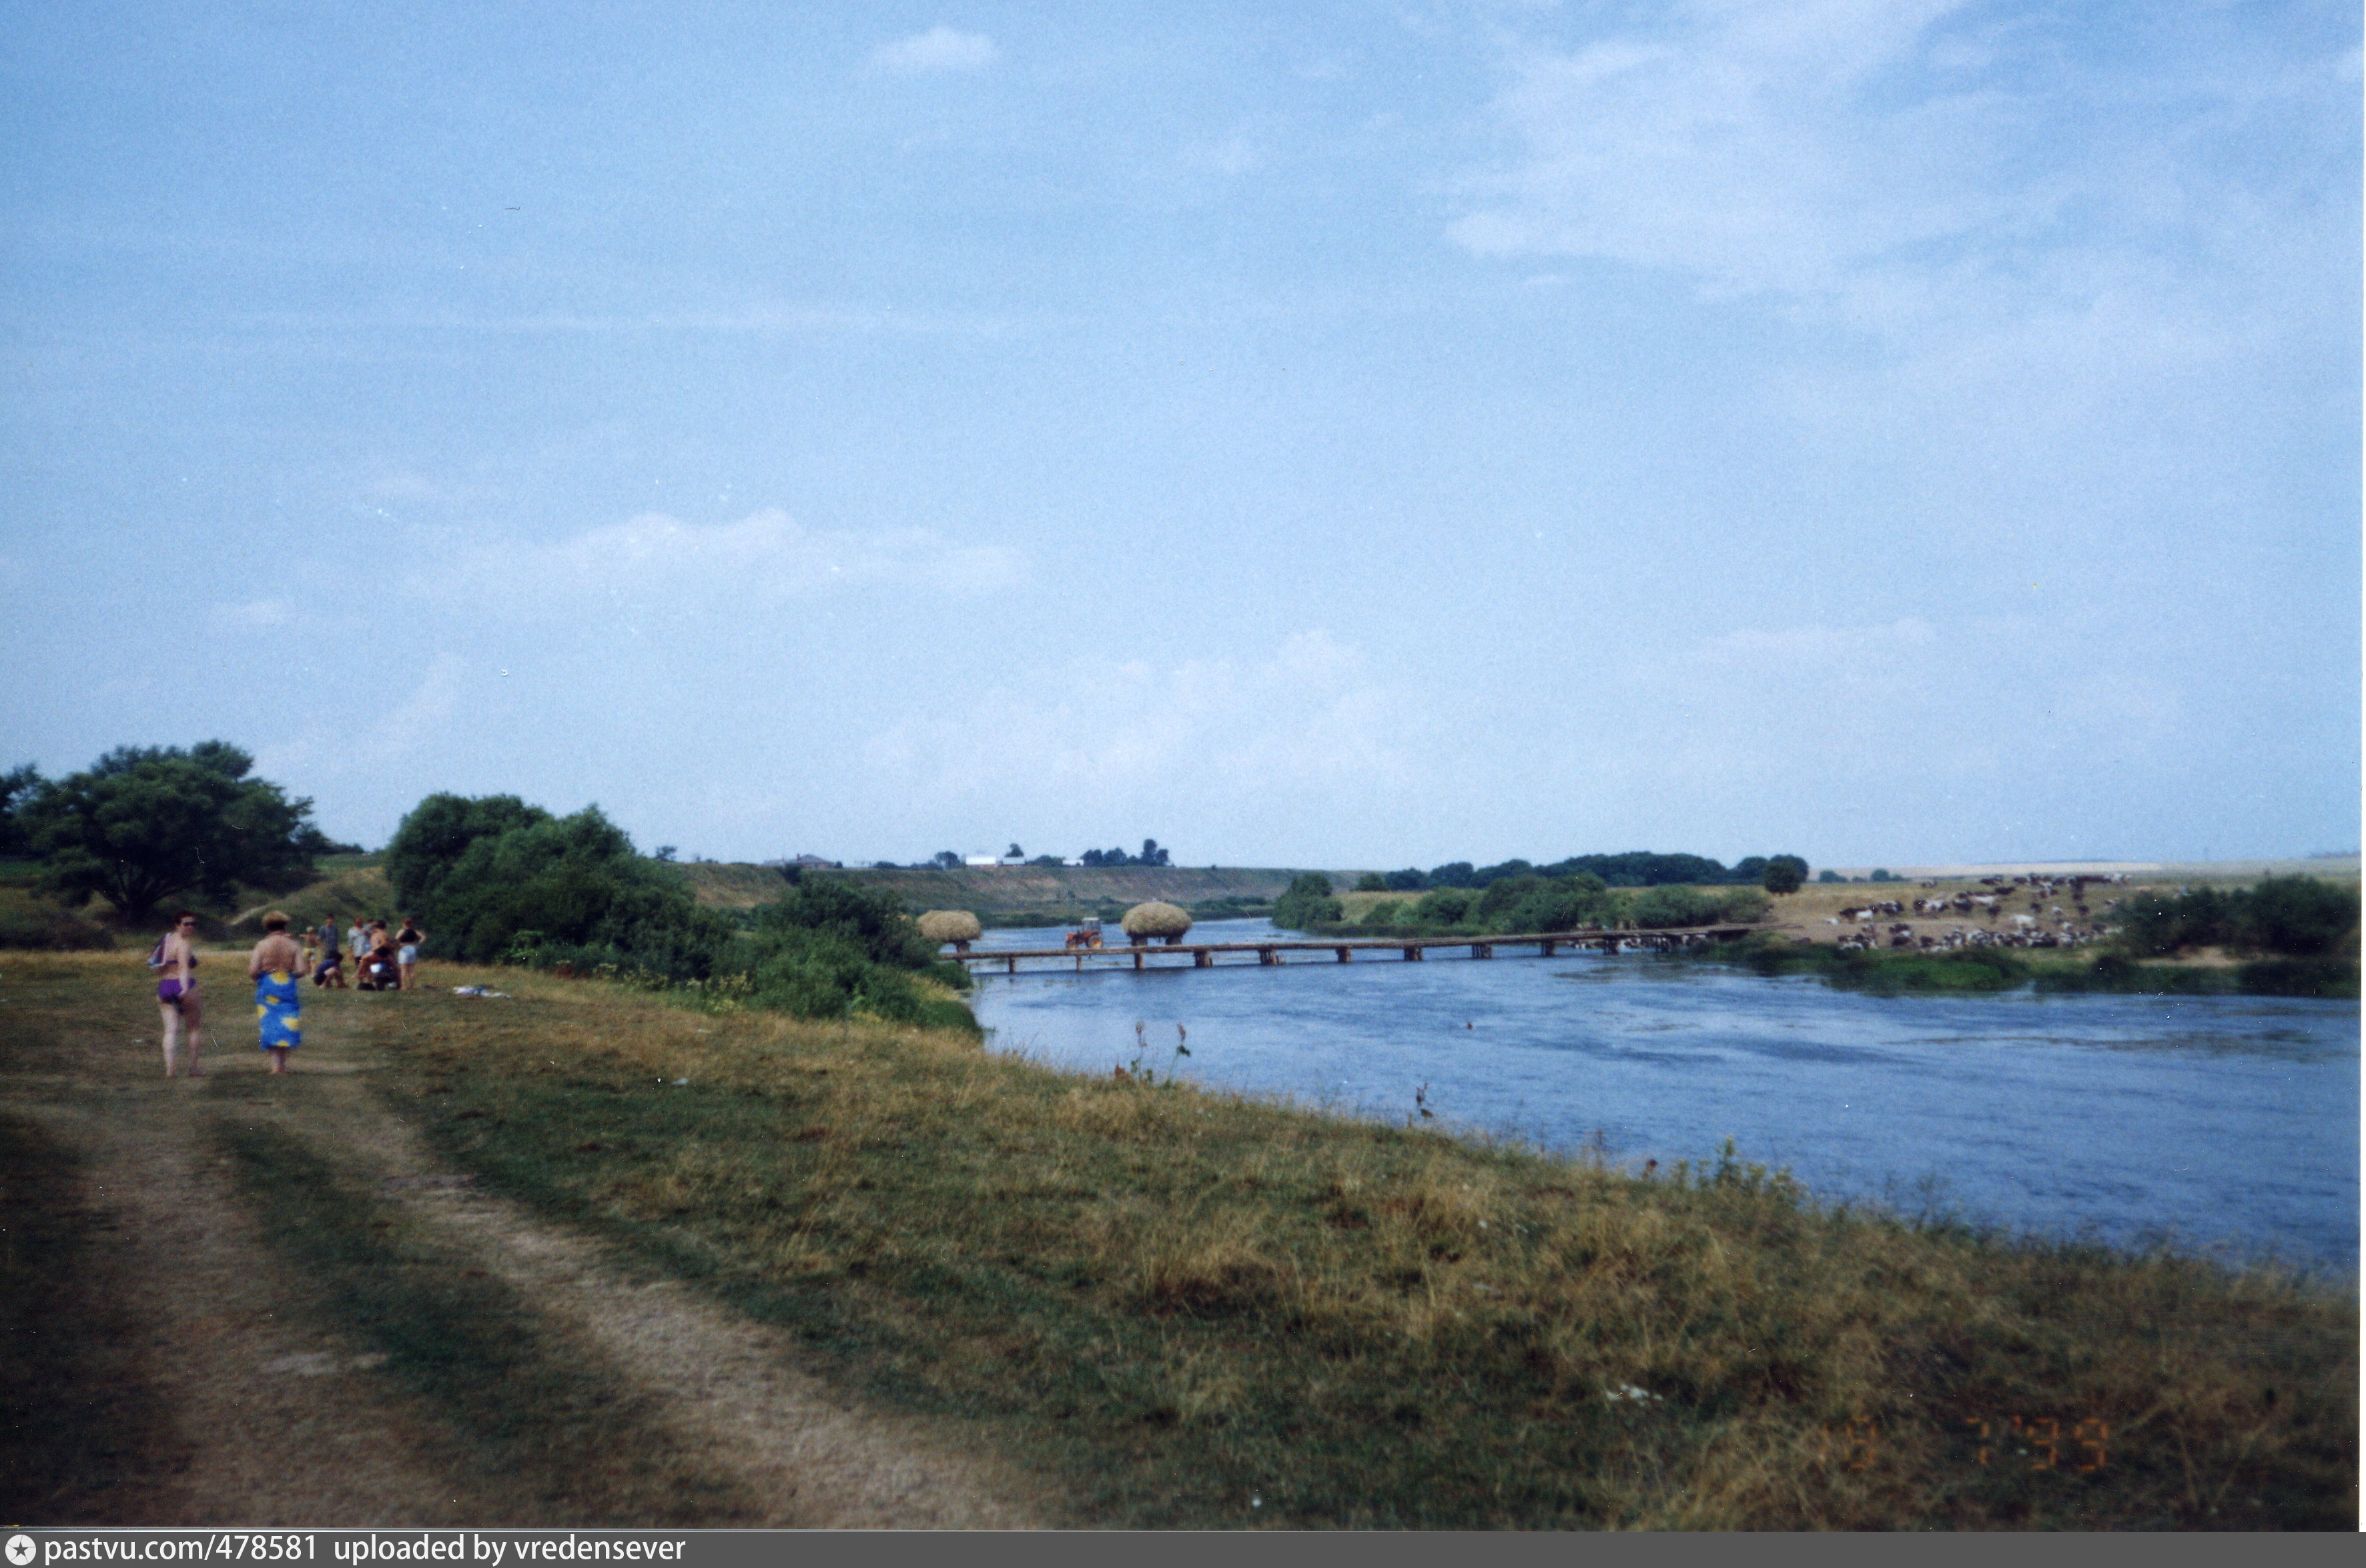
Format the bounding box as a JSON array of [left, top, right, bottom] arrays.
[[861, 631, 1431, 828], [1447, 0, 2356, 338], [1450, 1, 1998, 302], [424, 508, 1024, 617], [872, 26, 998, 75], [1182, 129, 1264, 177], [212, 597, 300, 629], [370, 652, 467, 760]]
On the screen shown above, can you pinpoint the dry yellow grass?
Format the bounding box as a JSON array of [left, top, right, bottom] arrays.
[[917, 909, 983, 945], [1120, 901, 1193, 939], [9, 950, 2351, 1528], [337, 958, 2359, 1528]]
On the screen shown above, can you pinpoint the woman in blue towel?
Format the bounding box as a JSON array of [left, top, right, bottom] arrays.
[[248, 911, 306, 1074]]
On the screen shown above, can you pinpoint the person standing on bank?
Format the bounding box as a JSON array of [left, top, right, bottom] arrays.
[[396, 915, 424, 991], [156, 911, 204, 1078], [249, 911, 306, 1074], [314, 917, 347, 988]]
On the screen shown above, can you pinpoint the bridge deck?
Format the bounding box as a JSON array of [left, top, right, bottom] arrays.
[[945, 927, 1753, 973]]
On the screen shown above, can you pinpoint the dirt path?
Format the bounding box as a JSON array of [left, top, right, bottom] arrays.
[[3, 961, 1046, 1527]]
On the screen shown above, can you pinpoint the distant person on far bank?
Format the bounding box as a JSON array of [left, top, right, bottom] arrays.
[[396, 916, 424, 990], [249, 911, 306, 1074], [314, 918, 346, 988]]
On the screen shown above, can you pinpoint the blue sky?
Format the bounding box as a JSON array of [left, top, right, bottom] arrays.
[[3, 1, 2357, 869]]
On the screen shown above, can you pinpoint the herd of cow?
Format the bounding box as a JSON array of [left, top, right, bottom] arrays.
[[1826, 873, 2134, 953]]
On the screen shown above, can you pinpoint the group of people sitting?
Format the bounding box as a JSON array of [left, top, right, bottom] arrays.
[[304, 915, 425, 992]]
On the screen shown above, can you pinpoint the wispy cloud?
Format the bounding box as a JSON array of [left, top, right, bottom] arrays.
[[1449, 1, 2357, 333], [424, 508, 1024, 619], [872, 27, 999, 75], [861, 631, 1429, 822], [210, 597, 301, 629], [237, 304, 1019, 340]]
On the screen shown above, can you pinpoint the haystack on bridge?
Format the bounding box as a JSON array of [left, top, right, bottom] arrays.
[[947, 927, 1755, 976]]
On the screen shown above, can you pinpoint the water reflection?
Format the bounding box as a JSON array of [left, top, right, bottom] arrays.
[[969, 918, 2360, 1270]]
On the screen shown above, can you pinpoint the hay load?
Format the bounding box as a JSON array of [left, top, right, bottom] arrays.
[[1121, 900, 1193, 945], [918, 909, 983, 951]]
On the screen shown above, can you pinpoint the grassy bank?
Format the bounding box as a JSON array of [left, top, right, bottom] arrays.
[[299, 957, 2359, 1529], [1708, 937, 2361, 1000]]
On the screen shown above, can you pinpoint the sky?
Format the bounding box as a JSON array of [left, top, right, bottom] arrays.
[[3, 1, 2358, 871]]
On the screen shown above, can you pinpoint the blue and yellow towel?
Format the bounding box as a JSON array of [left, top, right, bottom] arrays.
[[256, 969, 302, 1050]]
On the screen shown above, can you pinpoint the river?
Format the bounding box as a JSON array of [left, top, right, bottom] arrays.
[[967, 919, 2360, 1272]]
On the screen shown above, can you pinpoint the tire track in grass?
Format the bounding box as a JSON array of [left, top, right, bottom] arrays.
[[250, 1066, 1046, 1529], [217, 1120, 764, 1527]]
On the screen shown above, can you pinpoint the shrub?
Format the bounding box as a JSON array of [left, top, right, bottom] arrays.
[[1627, 884, 1769, 928], [1412, 887, 1476, 925], [0, 889, 114, 951], [2235, 877, 2357, 957], [741, 877, 971, 1025], [1491, 873, 1613, 932], [1352, 873, 1388, 893], [1272, 873, 1342, 931], [2111, 877, 2357, 959]]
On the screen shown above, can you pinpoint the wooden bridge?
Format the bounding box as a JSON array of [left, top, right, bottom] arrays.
[[945, 927, 1755, 976]]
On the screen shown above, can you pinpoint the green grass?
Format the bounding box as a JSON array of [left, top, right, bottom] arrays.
[[348, 965, 2358, 1529], [0, 1113, 184, 1520]]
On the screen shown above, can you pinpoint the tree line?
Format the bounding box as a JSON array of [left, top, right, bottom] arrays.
[[0, 743, 356, 916], [1356, 852, 1808, 899], [1276, 871, 1773, 936], [0, 742, 969, 1029]]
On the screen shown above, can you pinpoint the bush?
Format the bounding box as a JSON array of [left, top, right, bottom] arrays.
[[2236, 877, 2357, 957], [1272, 873, 1343, 931], [0, 889, 114, 951], [2110, 877, 2357, 959], [386, 795, 731, 982], [1493, 873, 1614, 932], [1626, 884, 1768, 928], [1352, 873, 1388, 893], [1412, 887, 1476, 925], [741, 877, 971, 1025]]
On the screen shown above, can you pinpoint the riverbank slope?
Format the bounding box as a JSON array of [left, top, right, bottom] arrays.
[[5, 951, 2349, 1528]]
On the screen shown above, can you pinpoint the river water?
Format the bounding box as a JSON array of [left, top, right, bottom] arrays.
[[968, 919, 2360, 1272]]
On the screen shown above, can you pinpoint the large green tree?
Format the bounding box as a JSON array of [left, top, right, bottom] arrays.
[[0, 763, 44, 857], [385, 792, 553, 914], [23, 742, 320, 918]]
